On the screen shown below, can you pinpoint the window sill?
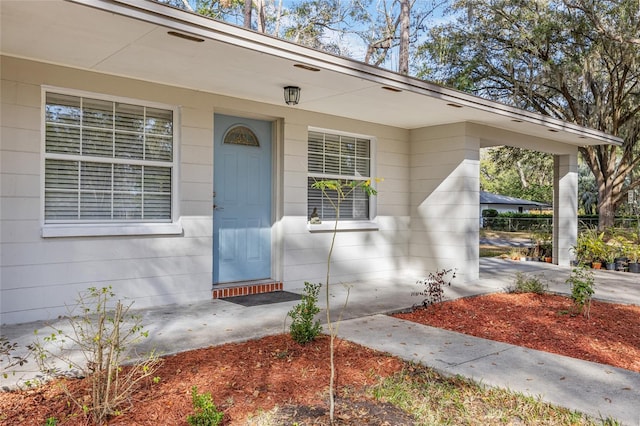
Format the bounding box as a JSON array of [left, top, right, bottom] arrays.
[[41, 222, 183, 238], [307, 220, 379, 233]]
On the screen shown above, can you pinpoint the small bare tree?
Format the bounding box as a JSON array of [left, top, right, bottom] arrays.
[[34, 287, 160, 425], [310, 177, 379, 423]]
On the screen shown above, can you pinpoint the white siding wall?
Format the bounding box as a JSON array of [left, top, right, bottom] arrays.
[[1, 58, 215, 324], [409, 123, 480, 282], [280, 113, 412, 287], [0, 56, 415, 324]]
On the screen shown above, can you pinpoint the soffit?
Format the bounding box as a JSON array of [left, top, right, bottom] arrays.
[[0, 0, 621, 149]]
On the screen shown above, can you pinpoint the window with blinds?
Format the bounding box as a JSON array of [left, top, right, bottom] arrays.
[[307, 130, 372, 220], [44, 92, 175, 223]]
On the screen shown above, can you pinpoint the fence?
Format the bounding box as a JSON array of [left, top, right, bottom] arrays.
[[482, 217, 640, 232]]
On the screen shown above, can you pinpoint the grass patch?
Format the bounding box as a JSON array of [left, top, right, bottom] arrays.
[[479, 246, 511, 257], [480, 230, 532, 240], [370, 363, 613, 425], [479, 230, 531, 258]]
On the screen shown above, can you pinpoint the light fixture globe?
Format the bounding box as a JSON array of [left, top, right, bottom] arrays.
[[284, 86, 301, 105]]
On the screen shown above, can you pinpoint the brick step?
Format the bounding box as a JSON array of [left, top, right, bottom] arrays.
[[212, 281, 283, 299]]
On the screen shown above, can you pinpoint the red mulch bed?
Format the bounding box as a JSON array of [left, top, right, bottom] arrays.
[[0, 335, 406, 425], [394, 292, 640, 372], [1, 293, 638, 425]]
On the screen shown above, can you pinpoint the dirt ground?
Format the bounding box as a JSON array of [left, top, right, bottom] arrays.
[[1, 293, 638, 425]]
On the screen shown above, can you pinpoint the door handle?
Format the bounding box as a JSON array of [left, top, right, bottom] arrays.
[[213, 204, 224, 211]]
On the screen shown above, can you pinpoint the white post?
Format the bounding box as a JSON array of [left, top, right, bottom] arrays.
[[553, 153, 578, 265]]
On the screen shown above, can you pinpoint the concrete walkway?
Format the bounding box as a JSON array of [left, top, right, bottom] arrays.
[[338, 316, 639, 425], [2, 258, 639, 424]]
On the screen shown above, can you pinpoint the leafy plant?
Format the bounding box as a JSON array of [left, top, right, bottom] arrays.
[[414, 268, 457, 308], [33, 286, 160, 425], [187, 386, 224, 426], [530, 228, 552, 259], [565, 266, 595, 318], [43, 417, 58, 426], [288, 281, 322, 344], [508, 247, 526, 260], [603, 242, 622, 264], [626, 241, 640, 263], [509, 272, 548, 295], [571, 229, 591, 265], [581, 228, 607, 264], [0, 336, 33, 379]]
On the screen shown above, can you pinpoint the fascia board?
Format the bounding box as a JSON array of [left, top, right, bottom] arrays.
[[68, 0, 622, 146]]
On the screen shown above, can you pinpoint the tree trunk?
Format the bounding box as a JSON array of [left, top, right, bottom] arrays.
[[515, 160, 529, 188], [256, 0, 266, 33], [273, 0, 284, 36], [398, 0, 410, 75], [583, 145, 619, 230], [180, 0, 193, 12], [597, 176, 617, 230], [243, 0, 252, 29]]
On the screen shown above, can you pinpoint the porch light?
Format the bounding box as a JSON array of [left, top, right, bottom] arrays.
[[284, 86, 301, 105]]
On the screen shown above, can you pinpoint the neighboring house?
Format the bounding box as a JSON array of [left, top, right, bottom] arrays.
[[480, 191, 550, 215], [0, 0, 621, 324]]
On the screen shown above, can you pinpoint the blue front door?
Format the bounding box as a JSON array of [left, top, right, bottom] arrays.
[[213, 114, 272, 283]]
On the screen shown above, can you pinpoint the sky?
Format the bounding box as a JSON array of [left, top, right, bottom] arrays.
[[179, 0, 456, 70]]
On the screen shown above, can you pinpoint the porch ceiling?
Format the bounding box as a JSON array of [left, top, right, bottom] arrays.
[[0, 0, 621, 149]]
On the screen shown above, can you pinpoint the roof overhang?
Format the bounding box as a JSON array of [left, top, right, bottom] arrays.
[[0, 0, 622, 148]]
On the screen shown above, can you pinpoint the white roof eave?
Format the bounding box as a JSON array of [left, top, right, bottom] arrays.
[[1, 0, 622, 148]]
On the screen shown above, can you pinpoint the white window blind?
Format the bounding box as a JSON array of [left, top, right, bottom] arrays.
[[44, 92, 174, 223], [307, 130, 371, 220]]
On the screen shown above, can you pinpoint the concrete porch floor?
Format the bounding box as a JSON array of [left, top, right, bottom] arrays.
[[1, 258, 639, 424]]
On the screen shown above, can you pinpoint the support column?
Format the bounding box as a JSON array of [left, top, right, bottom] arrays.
[[409, 124, 480, 282], [553, 153, 578, 266]]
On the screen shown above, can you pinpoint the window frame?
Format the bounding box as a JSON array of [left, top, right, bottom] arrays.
[[307, 127, 378, 232], [40, 86, 182, 238]]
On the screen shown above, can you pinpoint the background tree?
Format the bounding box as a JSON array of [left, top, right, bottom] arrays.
[[193, 0, 282, 34], [281, 0, 370, 55], [398, 0, 410, 74], [578, 161, 598, 215], [243, 0, 252, 29], [362, 0, 443, 73], [417, 0, 640, 229], [160, 0, 195, 11], [480, 147, 553, 203], [166, 0, 444, 76]]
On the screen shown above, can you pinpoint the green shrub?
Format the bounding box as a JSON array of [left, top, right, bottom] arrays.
[[509, 272, 548, 294], [482, 208, 499, 217], [288, 282, 322, 344], [566, 266, 595, 318], [187, 386, 224, 426]]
